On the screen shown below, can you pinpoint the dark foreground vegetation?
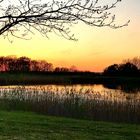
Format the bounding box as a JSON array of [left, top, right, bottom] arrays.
[[0, 86, 140, 123], [0, 111, 139, 140]]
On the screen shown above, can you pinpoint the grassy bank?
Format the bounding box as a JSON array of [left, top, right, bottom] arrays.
[[0, 111, 140, 140], [0, 72, 140, 85]]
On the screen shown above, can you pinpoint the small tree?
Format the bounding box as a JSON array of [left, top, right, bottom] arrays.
[[0, 0, 129, 40]]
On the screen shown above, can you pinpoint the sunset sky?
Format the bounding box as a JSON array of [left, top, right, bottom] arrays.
[[0, 0, 140, 72]]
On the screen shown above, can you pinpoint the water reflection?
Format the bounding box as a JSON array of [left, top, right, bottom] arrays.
[[102, 83, 140, 93], [0, 84, 140, 102], [1, 83, 140, 92]]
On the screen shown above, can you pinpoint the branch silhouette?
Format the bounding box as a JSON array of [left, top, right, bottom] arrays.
[[0, 0, 130, 40]]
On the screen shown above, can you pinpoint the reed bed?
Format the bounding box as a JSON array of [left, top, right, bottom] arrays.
[[0, 86, 140, 123]]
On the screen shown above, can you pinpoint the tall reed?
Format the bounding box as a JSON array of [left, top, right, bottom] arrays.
[[0, 86, 139, 123]]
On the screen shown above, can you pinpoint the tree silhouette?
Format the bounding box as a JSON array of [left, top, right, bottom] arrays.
[[0, 56, 6, 71], [54, 67, 70, 72], [15, 57, 31, 72], [103, 64, 119, 76], [123, 57, 140, 70], [0, 56, 54, 72], [118, 62, 139, 76], [0, 0, 129, 40], [8, 57, 18, 71], [103, 62, 139, 76]]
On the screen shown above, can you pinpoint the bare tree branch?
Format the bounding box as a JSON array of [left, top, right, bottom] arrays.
[[0, 0, 129, 40]]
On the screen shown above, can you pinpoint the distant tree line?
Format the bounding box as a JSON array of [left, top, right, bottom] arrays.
[[0, 56, 77, 72], [0, 56, 139, 76]]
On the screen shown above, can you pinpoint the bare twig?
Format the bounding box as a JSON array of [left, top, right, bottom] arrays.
[[0, 0, 129, 40]]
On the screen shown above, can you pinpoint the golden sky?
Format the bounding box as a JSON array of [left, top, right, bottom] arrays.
[[0, 0, 140, 72]]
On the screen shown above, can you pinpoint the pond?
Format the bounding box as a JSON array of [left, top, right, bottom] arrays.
[[0, 84, 140, 100], [0, 84, 139, 123]]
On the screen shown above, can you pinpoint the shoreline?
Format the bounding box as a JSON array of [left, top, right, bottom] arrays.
[[0, 72, 139, 85]]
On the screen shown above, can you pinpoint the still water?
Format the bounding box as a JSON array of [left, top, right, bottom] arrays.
[[0, 84, 140, 101], [0, 84, 139, 92]]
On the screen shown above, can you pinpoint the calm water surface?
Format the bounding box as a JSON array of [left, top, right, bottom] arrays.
[[0, 84, 140, 101], [0, 84, 139, 92]]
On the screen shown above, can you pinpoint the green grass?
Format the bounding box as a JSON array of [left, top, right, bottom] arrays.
[[0, 111, 139, 140]]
